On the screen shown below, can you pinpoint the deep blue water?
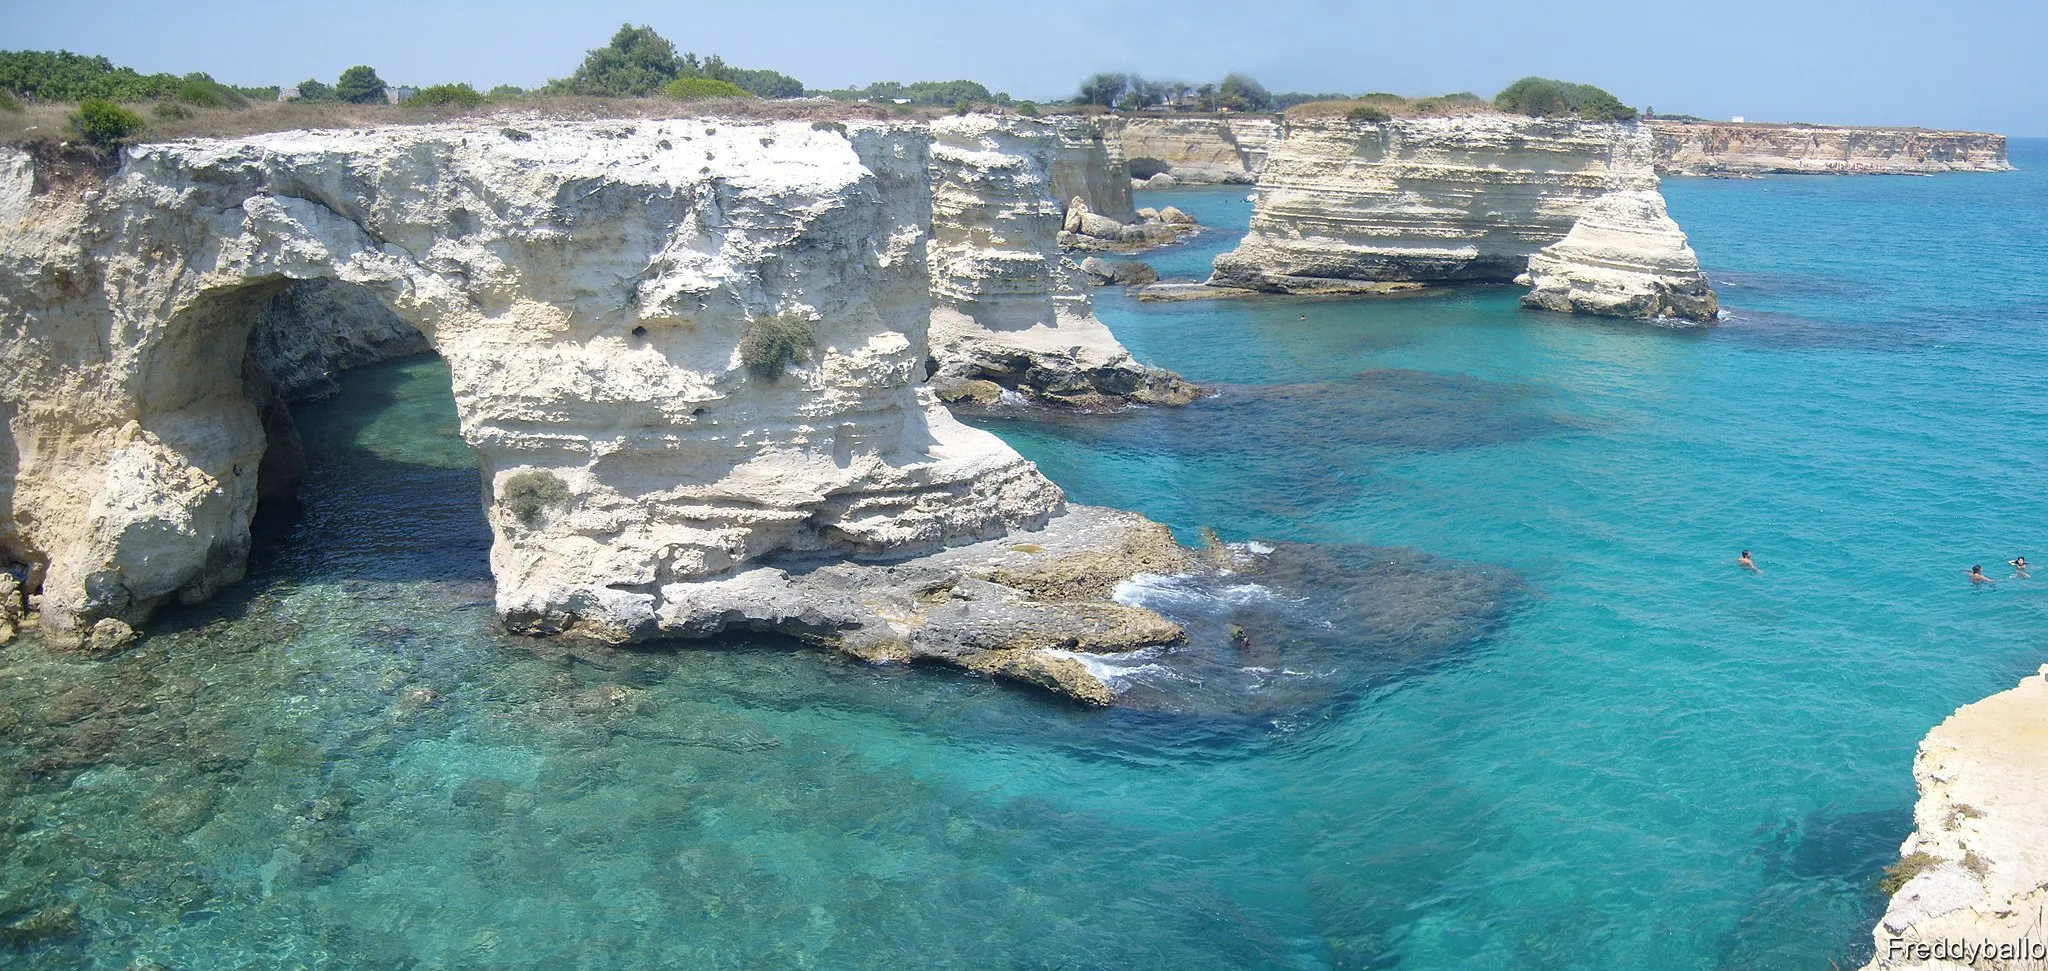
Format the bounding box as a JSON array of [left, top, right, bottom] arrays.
[[3, 143, 2045, 969]]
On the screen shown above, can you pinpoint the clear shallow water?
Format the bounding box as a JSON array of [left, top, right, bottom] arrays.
[[5, 147, 2048, 969]]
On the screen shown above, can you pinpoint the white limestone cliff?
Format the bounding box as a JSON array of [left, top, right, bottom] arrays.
[[1860, 668, 2048, 970], [1115, 116, 1279, 184], [926, 115, 1195, 409], [0, 119, 1193, 699], [1046, 116, 1136, 222], [1651, 120, 2012, 176], [1210, 116, 1666, 293], [1517, 189, 1719, 323]]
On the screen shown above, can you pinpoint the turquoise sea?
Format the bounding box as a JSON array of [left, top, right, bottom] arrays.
[[4, 142, 2046, 969]]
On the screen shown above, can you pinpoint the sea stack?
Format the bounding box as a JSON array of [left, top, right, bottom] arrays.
[[1518, 189, 1719, 322], [1209, 115, 1666, 292]]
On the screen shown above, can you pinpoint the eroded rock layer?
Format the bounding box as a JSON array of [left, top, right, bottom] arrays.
[[0, 120, 1217, 701], [927, 115, 1195, 409], [1115, 116, 1278, 184], [1651, 120, 2012, 176], [1518, 189, 1718, 322], [1860, 668, 2048, 970], [1211, 116, 1662, 293], [1046, 116, 1136, 222]]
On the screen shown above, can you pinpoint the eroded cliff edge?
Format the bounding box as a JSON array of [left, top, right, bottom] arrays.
[[1205, 116, 1717, 322], [1860, 667, 2048, 970], [926, 115, 1196, 409], [1115, 116, 1278, 184], [0, 119, 1196, 702], [1651, 120, 2012, 176]]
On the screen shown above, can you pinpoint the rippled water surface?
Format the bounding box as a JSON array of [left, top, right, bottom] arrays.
[[6, 145, 2048, 969]]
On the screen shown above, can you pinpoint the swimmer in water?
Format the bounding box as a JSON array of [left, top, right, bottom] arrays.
[[1738, 550, 1760, 573], [2010, 555, 2030, 579], [1970, 564, 1997, 585]]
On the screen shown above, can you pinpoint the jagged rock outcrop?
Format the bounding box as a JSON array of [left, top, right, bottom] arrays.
[[1860, 667, 2048, 970], [1116, 116, 1279, 183], [0, 119, 1194, 700], [1651, 120, 2012, 176], [1078, 257, 1157, 287], [926, 115, 1196, 409], [1518, 190, 1719, 322], [1210, 116, 1666, 293]]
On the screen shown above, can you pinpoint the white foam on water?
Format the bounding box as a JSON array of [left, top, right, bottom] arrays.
[[996, 388, 1031, 406], [1043, 649, 1172, 688], [1112, 572, 1290, 612]]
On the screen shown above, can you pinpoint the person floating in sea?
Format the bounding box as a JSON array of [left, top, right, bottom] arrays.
[[1738, 550, 1761, 573], [2010, 555, 2030, 579], [1970, 564, 1997, 586]]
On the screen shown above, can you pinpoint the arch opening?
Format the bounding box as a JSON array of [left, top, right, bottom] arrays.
[[1128, 157, 1174, 180], [239, 279, 492, 589]]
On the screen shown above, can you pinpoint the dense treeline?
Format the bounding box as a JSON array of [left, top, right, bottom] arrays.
[[0, 50, 266, 105], [1075, 72, 1274, 112], [811, 79, 1013, 109], [1493, 77, 1636, 121], [544, 25, 801, 99]]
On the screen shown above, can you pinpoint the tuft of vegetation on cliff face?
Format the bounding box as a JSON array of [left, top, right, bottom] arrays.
[[547, 24, 803, 99], [1494, 77, 1637, 121]]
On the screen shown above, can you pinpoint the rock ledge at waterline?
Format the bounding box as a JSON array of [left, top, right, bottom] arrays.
[[0, 119, 1196, 701]]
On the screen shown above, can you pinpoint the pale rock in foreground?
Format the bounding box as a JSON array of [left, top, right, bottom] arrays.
[[1518, 190, 1719, 323], [927, 115, 1195, 409], [1860, 668, 2048, 970], [0, 119, 1192, 700]]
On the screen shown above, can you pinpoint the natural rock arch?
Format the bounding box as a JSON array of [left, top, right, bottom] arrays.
[[1, 121, 1064, 640]]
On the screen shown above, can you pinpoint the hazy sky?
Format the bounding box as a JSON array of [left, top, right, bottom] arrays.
[[4, 0, 2042, 134]]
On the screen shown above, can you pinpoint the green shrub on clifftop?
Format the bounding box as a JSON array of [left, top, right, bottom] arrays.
[[1346, 105, 1390, 123], [738, 313, 816, 381], [71, 98, 144, 148], [501, 470, 570, 526], [406, 83, 485, 108], [662, 77, 751, 101], [335, 65, 387, 105], [1494, 77, 1637, 121]]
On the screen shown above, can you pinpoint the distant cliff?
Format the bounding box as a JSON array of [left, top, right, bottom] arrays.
[[1114, 116, 1279, 184], [1650, 120, 2011, 176]]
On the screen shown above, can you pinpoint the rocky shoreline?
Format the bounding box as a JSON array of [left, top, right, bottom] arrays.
[[1860, 667, 2048, 970]]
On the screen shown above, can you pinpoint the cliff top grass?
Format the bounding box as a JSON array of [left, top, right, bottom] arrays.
[[0, 95, 938, 149]]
